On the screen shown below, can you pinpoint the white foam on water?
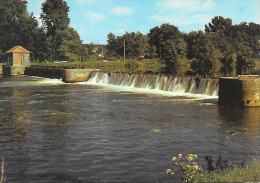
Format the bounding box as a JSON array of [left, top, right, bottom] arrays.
[[76, 72, 219, 99], [36, 78, 64, 85], [78, 80, 217, 100]]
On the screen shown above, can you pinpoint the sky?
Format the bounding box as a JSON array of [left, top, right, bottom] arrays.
[[27, 0, 260, 44]]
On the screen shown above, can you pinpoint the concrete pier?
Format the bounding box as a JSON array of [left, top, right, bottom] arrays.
[[2, 65, 26, 76], [62, 69, 100, 83], [218, 76, 260, 107], [0, 64, 4, 75]]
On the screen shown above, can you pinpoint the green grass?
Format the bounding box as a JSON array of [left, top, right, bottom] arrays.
[[194, 157, 260, 183], [31, 59, 165, 73]]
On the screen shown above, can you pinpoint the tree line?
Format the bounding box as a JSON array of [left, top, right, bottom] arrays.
[[106, 18, 260, 76], [0, 0, 259, 76], [0, 0, 83, 63]]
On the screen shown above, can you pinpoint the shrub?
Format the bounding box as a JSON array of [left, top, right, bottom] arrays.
[[167, 154, 260, 183]]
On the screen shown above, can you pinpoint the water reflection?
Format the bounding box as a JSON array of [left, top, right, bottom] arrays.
[[218, 106, 260, 143], [0, 76, 259, 182]]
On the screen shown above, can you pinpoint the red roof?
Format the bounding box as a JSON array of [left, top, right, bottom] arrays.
[[6, 46, 30, 54]]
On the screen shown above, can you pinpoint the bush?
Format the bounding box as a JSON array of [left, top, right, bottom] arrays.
[[167, 154, 260, 183]]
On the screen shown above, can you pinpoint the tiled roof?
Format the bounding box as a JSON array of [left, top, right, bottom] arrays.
[[6, 46, 30, 54]]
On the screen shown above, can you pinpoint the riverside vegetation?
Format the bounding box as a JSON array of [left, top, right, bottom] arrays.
[[1, 0, 260, 76], [31, 58, 165, 73], [167, 154, 260, 182], [1, 159, 6, 183], [1, 153, 259, 182]]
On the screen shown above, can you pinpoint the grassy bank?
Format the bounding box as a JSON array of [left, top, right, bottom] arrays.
[[31, 59, 165, 73], [198, 158, 260, 182], [167, 154, 260, 183]]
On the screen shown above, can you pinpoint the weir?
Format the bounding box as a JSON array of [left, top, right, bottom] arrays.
[[87, 71, 219, 96], [2, 65, 260, 106]]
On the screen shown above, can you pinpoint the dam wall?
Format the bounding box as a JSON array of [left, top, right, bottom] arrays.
[[62, 69, 100, 83], [87, 71, 219, 96], [24, 66, 100, 83], [24, 66, 67, 78]]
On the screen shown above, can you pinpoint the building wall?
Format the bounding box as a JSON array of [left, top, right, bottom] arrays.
[[13, 53, 30, 66]]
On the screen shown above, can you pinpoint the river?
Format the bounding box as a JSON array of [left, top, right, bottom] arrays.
[[0, 75, 259, 182]]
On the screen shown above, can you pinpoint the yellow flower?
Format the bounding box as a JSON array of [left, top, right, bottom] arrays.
[[172, 157, 177, 161], [187, 156, 193, 161], [193, 165, 199, 170], [178, 154, 182, 159], [166, 169, 172, 174], [194, 154, 198, 158], [186, 154, 192, 157], [186, 164, 192, 169], [171, 172, 174, 175]]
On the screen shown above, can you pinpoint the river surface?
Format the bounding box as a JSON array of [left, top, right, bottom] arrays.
[[0, 75, 259, 182]]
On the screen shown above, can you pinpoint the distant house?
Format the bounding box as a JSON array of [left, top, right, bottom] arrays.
[[6, 46, 30, 66]]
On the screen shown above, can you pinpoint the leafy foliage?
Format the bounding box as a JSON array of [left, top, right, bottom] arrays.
[[41, 0, 82, 62], [167, 154, 201, 182], [107, 31, 149, 60], [0, 0, 50, 62], [167, 154, 260, 183], [0, 0, 259, 75], [147, 23, 189, 74], [107, 18, 259, 76]]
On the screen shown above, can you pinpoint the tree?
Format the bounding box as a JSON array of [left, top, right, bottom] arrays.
[[205, 16, 257, 75], [106, 31, 149, 60], [205, 16, 232, 35], [41, 0, 70, 60], [186, 31, 223, 76], [148, 23, 188, 74], [107, 33, 118, 59], [122, 32, 149, 59], [58, 27, 83, 62], [0, 0, 51, 62]]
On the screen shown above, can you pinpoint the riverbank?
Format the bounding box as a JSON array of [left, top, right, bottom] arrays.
[[31, 59, 164, 73], [168, 154, 260, 182], [198, 157, 260, 182]]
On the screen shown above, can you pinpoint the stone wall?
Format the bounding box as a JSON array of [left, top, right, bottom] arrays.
[[219, 77, 260, 107], [62, 69, 100, 83], [0, 64, 4, 75], [2, 65, 26, 76], [24, 66, 64, 78]]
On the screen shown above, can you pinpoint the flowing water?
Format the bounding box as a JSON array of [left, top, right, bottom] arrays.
[[0, 74, 259, 182]]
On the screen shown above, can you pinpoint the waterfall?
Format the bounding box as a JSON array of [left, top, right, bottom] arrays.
[[86, 71, 219, 97]]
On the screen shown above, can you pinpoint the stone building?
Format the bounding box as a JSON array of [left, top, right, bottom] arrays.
[[6, 46, 30, 66]]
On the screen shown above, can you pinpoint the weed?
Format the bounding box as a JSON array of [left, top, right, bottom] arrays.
[[1, 158, 6, 183], [167, 154, 260, 183]]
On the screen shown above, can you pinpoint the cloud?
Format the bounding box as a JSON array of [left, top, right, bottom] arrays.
[[84, 11, 106, 22], [112, 7, 134, 16], [77, 0, 97, 3], [151, 14, 212, 26], [157, 0, 215, 12]]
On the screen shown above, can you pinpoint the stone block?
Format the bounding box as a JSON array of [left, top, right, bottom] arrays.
[[219, 77, 260, 107], [62, 69, 99, 83]]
